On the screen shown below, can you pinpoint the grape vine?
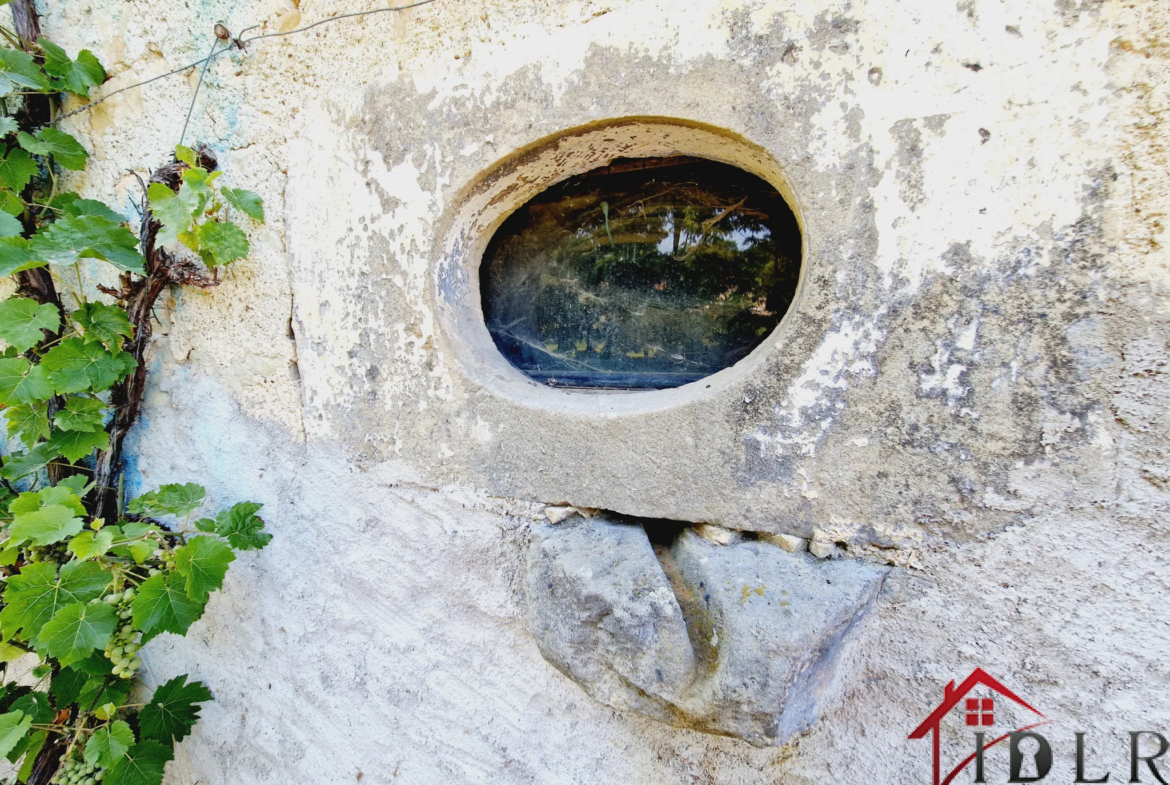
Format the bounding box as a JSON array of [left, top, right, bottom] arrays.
[[0, 6, 272, 785]]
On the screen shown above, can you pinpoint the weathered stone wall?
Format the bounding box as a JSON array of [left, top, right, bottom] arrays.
[[28, 0, 1170, 782]]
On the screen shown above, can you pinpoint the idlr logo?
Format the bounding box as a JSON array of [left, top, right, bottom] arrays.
[[909, 668, 1168, 784]]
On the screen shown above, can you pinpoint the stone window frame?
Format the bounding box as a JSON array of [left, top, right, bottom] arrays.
[[430, 117, 808, 416]]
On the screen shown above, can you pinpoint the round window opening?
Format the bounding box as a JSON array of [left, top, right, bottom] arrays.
[[480, 156, 802, 390]]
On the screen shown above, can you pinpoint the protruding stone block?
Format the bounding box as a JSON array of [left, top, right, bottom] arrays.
[[668, 529, 886, 744], [525, 517, 886, 745], [525, 517, 696, 716]]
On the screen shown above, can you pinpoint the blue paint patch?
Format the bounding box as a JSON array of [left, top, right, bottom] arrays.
[[119, 451, 143, 503]]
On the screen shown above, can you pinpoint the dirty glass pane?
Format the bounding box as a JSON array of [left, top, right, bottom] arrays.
[[481, 157, 802, 390]]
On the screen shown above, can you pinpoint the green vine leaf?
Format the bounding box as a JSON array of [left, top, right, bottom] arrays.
[[0, 49, 50, 93], [0, 710, 31, 760], [0, 560, 110, 642], [68, 528, 114, 560], [0, 441, 61, 480], [46, 426, 110, 462], [35, 601, 116, 665], [28, 214, 144, 273], [177, 168, 217, 230], [12, 484, 87, 517], [6, 698, 51, 771], [17, 127, 87, 170], [85, 719, 134, 769], [0, 147, 37, 192], [0, 563, 53, 641], [5, 402, 49, 447], [76, 672, 130, 714], [138, 675, 212, 744], [0, 211, 18, 238], [131, 571, 206, 643], [198, 221, 249, 267], [41, 336, 136, 394], [9, 503, 84, 546], [38, 38, 105, 96], [53, 395, 106, 432], [0, 237, 44, 277], [9, 692, 53, 726], [0, 642, 26, 663], [5, 697, 51, 772], [0, 296, 60, 352], [57, 474, 92, 496], [174, 536, 234, 602], [173, 145, 196, 168], [162, 482, 207, 514], [103, 739, 173, 785], [127, 483, 204, 517], [112, 521, 159, 565], [55, 193, 127, 223], [3, 725, 39, 769], [0, 117, 17, 137], [147, 182, 196, 247], [0, 189, 22, 217], [49, 666, 88, 706], [13, 730, 44, 782], [178, 226, 199, 253], [181, 166, 217, 191], [221, 187, 265, 222], [72, 301, 134, 348], [213, 501, 271, 551], [0, 357, 53, 404]]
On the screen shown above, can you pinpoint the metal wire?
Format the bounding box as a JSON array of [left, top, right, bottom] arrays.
[[50, 0, 442, 126], [235, 0, 440, 43], [178, 36, 221, 147]]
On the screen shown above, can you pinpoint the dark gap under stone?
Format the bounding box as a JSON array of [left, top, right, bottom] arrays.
[[638, 517, 691, 547]]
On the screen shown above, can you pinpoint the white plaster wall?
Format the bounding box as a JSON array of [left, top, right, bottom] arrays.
[[26, 0, 1170, 782]]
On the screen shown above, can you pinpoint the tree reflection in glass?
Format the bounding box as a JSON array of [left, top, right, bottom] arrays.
[[481, 157, 802, 389]]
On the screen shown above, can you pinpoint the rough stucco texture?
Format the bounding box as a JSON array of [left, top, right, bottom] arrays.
[[30, 0, 1170, 783]]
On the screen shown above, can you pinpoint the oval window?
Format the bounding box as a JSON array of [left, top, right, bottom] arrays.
[[480, 156, 802, 390]]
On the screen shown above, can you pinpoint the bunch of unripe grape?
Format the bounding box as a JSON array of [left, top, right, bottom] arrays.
[[24, 545, 56, 563], [147, 547, 175, 575], [50, 755, 104, 784], [101, 588, 141, 679]]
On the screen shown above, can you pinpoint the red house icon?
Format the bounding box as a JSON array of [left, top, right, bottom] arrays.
[[909, 668, 1046, 785]]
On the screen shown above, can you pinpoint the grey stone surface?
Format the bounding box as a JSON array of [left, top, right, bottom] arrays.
[[668, 529, 887, 744], [526, 517, 696, 716], [526, 518, 887, 745]]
